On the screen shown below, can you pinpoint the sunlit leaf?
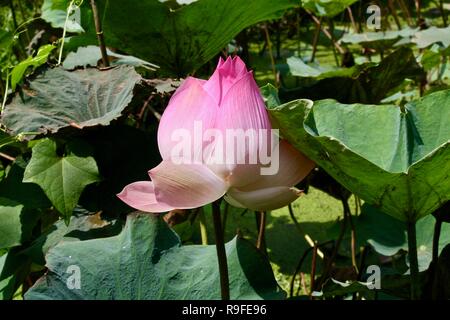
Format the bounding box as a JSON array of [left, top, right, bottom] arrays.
[[26, 213, 285, 300], [302, 0, 358, 17], [280, 48, 425, 104], [41, 0, 86, 33], [268, 89, 450, 222], [64, 0, 298, 75], [63, 46, 158, 70], [10, 44, 56, 91]]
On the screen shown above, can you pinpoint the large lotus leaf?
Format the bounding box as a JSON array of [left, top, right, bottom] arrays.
[[302, 0, 358, 17], [41, 0, 87, 33], [61, 0, 297, 76], [1, 66, 140, 137], [25, 213, 284, 300], [24, 209, 122, 266], [340, 28, 418, 50], [268, 90, 450, 222], [286, 56, 371, 80], [405, 26, 450, 49], [62, 46, 158, 70]]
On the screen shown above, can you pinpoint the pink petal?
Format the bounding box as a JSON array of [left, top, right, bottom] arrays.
[[225, 186, 300, 211], [231, 56, 247, 77], [158, 77, 218, 162], [239, 140, 315, 191], [217, 56, 225, 68], [203, 56, 249, 106], [149, 160, 228, 209], [117, 181, 173, 213], [209, 71, 272, 184], [218, 71, 271, 131]]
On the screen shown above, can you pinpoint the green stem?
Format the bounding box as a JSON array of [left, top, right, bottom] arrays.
[[415, 0, 422, 26], [263, 24, 277, 87], [317, 198, 348, 288], [256, 211, 267, 254], [310, 16, 321, 62], [58, 0, 75, 65], [198, 209, 208, 245], [222, 202, 229, 235], [1, 71, 10, 114], [438, 0, 447, 26], [212, 200, 230, 300], [407, 221, 420, 300], [309, 243, 318, 299], [345, 202, 358, 273]]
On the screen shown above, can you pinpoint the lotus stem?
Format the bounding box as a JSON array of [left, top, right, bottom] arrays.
[[309, 243, 318, 299], [90, 0, 109, 67], [398, 0, 413, 27], [290, 240, 333, 297], [387, 0, 402, 30], [288, 204, 325, 258], [222, 202, 229, 234], [346, 7, 358, 33], [256, 211, 267, 253], [198, 208, 208, 245], [1, 71, 9, 114], [58, 0, 74, 65], [310, 16, 321, 62], [345, 202, 358, 273], [438, 0, 447, 26], [212, 199, 230, 300], [318, 198, 349, 287], [415, 0, 422, 25], [308, 12, 345, 55], [263, 24, 278, 87], [406, 220, 420, 300]]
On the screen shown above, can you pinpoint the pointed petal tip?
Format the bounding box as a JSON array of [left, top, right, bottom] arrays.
[[232, 55, 248, 74], [116, 181, 173, 213], [217, 56, 225, 67]]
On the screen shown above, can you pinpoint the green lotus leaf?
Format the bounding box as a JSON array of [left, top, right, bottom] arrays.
[[1, 66, 141, 137], [280, 47, 425, 104], [340, 28, 418, 50], [268, 90, 450, 222], [25, 213, 285, 300], [55, 0, 297, 76], [407, 26, 450, 49], [302, 0, 358, 17]]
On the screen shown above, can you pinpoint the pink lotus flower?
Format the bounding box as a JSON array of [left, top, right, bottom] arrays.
[[118, 56, 315, 212]]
